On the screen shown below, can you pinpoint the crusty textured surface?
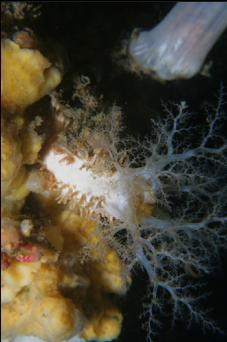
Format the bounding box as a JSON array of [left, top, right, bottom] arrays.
[[1, 33, 126, 342], [1, 39, 62, 114]]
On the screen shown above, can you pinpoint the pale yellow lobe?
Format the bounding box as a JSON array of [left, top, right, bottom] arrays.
[[1, 261, 41, 304], [1, 39, 62, 113], [81, 308, 123, 342]]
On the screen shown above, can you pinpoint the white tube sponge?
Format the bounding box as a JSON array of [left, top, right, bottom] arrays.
[[129, 2, 227, 80]]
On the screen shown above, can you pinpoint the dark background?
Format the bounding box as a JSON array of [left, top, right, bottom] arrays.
[[6, 2, 227, 341]]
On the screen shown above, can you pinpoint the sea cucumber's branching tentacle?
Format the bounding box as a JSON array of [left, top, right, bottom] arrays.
[[37, 86, 226, 341]]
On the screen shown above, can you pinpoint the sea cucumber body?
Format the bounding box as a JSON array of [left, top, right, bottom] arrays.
[[43, 145, 154, 222]]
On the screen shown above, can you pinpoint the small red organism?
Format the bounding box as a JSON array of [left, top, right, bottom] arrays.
[[15, 244, 41, 263]]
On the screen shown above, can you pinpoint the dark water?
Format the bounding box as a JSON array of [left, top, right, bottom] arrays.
[[34, 2, 227, 135], [5, 3, 227, 342]]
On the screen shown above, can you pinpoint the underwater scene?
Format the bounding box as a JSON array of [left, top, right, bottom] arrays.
[[1, 2, 227, 342]]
